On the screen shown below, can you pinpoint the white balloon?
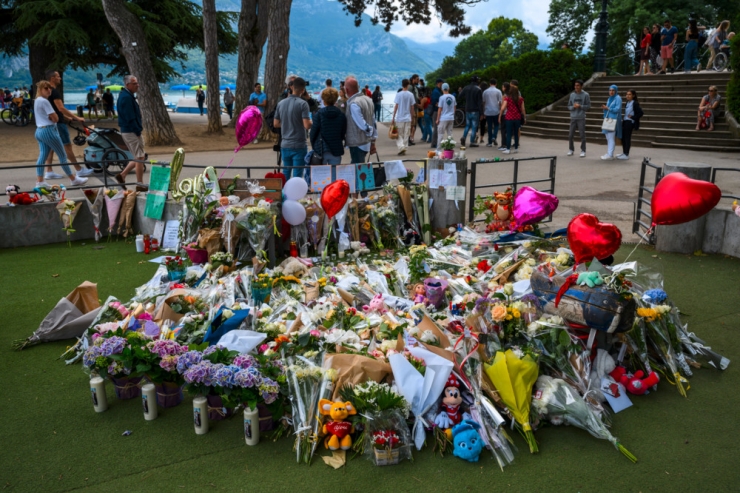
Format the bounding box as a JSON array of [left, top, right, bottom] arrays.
[[284, 177, 308, 201], [282, 199, 306, 226]]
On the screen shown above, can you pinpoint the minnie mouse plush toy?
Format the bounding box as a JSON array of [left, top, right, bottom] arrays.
[[6, 184, 39, 206]]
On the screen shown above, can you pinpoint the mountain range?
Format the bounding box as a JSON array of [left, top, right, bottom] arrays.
[[0, 0, 456, 91]]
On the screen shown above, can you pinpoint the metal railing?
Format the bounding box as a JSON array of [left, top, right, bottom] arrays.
[[467, 155, 557, 223], [711, 167, 740, 201], [633, 157, 662, 243]]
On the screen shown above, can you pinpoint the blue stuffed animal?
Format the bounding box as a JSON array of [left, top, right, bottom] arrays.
[[452, 419, 484, 462]]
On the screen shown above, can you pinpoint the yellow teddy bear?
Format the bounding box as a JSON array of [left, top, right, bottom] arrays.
[[318, 399, 356, 450]]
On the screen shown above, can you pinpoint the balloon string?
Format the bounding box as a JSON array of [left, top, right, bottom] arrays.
[[623, 225, 653, 264], [219, 147, 240, 180]]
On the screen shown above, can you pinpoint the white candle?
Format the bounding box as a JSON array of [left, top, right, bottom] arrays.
[[243, 407, 260, 446], [135, 235, 145, 253], [338, 251, 345, 259], [141, 383, 158, 420], [90, 377, 108, 412], [193, 396, 209, 434]]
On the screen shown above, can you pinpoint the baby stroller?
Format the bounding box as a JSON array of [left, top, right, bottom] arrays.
[[71, 124, 146, 177]]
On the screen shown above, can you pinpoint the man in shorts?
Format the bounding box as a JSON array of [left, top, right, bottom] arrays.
[[42, 70, 94, 180], [659, 19, 678, 74], [115, 75, 147, 191]]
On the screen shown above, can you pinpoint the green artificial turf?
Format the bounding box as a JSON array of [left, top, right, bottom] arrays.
[[1, 241, 739, 492]]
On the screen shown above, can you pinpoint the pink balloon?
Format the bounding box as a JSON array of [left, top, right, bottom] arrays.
[[235, 106, 263, 150], [512, 186, 559, 227]]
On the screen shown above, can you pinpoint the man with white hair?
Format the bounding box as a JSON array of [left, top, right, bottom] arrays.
[[343, 76, 376, 163], [115, 75, 147, 191]]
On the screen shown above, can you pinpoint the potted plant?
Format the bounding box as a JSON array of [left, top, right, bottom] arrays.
[[184, 242, 209, 264], [439, 137, 456, 159], [164, 255, 187, 281], [136, 340, 189, 408], [82, 328, 149, 400], [210, 251, 234, 272]]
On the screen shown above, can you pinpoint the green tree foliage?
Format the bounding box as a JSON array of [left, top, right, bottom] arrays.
[[338, 0, 486, 37], [727, 35, 740, 118], [445, 50, 593, 112], [427, 17, 538, 81], [0, 0, 237, 82], [546, 0, 596, 52]]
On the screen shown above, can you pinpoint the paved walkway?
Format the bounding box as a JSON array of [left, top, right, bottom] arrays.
[[3, 120, 738, 240]]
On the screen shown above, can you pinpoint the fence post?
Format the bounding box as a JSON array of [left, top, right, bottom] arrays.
[[427, 157, 467, 237], [468, 159, 477, 222]]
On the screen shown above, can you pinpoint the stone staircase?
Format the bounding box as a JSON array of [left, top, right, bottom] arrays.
[[523, 72, 739, 152]]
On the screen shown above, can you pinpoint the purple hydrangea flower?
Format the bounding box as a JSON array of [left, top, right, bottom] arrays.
[[203, 363, 225, 387], [233, 367, 262, 389], [83, 346, 102, 367], [202, 345, 226, 357], [259, 377, 280, 404], [159, 355, 179, 373], [177, 350, 203, 374], [520, 293, 542, 308], [150, 340, 187, 358], [183, 361, 211, 384], [212, 365, 237, 388], [100, 336, 127, 356], [233, 354, 257, 369]]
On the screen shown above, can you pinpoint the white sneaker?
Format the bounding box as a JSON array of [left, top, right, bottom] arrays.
[[511, 149, 518, 154], [600, 154, 614, 161], [617, 154, 629, 160], [35, 181, 52, 189], [77, 167, 94, 177], [566, 150, 574, 156], [579, 151, 586, 158], [44, 172, 64, 180], [497, 146, 507, 151], [70, 176, 88, 186], [502, 149, 511, 154]]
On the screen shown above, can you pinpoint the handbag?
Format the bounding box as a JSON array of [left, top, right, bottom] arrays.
[[601, 117, 617, 132], [388, 124, 399, 140]]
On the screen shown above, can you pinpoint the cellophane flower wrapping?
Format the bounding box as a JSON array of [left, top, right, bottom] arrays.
[[533, 375, 636, 462], [364, 409, 413, 465], [235, 200, 277, 260], [285, 353, 335, 464]]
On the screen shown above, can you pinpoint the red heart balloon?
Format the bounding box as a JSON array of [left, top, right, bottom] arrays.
[[651, 172, 721, 226], [321, 180, 350, 218], [567, 213, 622, 264]]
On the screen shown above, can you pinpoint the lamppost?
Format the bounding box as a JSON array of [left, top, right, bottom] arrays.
[[593, 0, 609, 73]]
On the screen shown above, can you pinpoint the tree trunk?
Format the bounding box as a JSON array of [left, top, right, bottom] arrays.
[[28, 42, 59, 98], [203, 0, 223, 134], [101, 0, 181, 146], [264, 0, 292, 118], [229, 0, 270, 127]]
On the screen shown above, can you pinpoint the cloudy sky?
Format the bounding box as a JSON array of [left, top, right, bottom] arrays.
[[383, 0, 564, 50]]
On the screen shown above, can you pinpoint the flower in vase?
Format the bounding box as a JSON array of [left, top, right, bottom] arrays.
[[100, 336, 126, 356]]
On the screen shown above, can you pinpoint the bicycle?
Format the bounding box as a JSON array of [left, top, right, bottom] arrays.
[[1, 100, 33, 126]]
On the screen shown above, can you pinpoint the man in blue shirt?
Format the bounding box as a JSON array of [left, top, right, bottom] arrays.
[[659, 19, 678, 74], [115, 75, 147, 191], [430, 78, 443, 148], [250, 83, 267, 113]]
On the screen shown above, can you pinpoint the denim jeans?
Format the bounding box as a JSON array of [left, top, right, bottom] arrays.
[[505, 119, 521, 150], [684, 40, 699, 72], [281, 147, 307, 178], [463, 111, 479, 141], [422, 114, 433, 142], [374, 103, 382, 122], [485, 115, 499, 144], [349, 146, 368, 164]]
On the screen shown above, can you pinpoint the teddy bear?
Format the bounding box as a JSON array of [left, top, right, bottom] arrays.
[[362, 293, 388, 315], [318, 399, 357, 450], [610, 367, 660, 395], [278, 256, 308, 278], [6, 184, 38, 206], [452, 419, 484, 462], [491, 190, 512, 222], [434, 374, 472, 439]]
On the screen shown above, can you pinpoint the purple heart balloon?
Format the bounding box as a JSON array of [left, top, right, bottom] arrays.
[[512, 186, 559, 227], [235, 105, 263, 150]]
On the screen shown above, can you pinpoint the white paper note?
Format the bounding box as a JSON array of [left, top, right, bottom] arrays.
[[446, 186, 466, 200], [335, 164, 356, 193], [162, 220, 180, 251], [428, 169, 443, 189], [310, 165, 332, 192], [443, 162, 457, 187], [152, 220, 165, 245], [384, 160, 407, 180]]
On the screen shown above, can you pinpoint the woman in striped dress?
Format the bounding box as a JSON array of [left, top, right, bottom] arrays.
[[33, 81, 87, 188]]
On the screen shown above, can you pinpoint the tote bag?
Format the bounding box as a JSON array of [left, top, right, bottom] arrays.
[[601, 117, 617, 132]]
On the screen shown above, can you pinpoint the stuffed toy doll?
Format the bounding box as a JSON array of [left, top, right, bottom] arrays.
[[452, 419, 484, 462], [610, 367, 660, 395], [6, 184, 38, 206], [434, 374, 472, 438], [412, 284, 427, 305], [318, 399, 357, 450]]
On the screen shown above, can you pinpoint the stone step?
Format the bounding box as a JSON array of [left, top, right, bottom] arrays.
[[650, 141, 740, 152], [531, 113, 728, 128], [524, 120, 733, 139], [520, 128, 740, 149], [598, 72, 732, 84]]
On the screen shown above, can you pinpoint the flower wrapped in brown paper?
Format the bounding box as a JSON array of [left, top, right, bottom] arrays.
[[198, 228, 223, 257], [396, 185, 414, 223], [152, 288, 199, 325], [348, 198, 361, 242], [304, 201, 325, 252], [117, 191, 137, 237], [323, 353, 392, 401]]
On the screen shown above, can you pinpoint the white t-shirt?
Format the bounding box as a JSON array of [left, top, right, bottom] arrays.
[[483, 86, 502, 116], [437, 94, 456, 121], [34, 97, 56, 127], [393, 90, 416, 123]]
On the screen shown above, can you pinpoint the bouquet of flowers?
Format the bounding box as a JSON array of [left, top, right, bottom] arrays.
[[210, 251, 234, 271], [57, 198, 82, 247], [338, 381, 410, 455], [164, 256, 187, 281], [439, 136, 455, 151], [533, 375, 637, 462], [368, 201, 402, 250], [82, 328, 150, 399], [285, 354, 336, 464], [484, 348, 539, 453], [366, 411, 413, 466], [136, 339, 189, 407], [235, 200, 278, 260], [103, 188, 125, 240], [83, 189, 104, 242], [635, 303, 688, 397]]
